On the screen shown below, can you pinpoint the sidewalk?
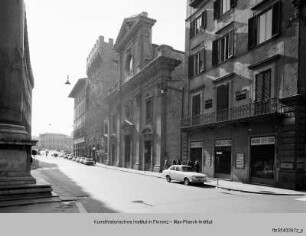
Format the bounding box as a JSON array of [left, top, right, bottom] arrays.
[[96, 162, 306, 196]]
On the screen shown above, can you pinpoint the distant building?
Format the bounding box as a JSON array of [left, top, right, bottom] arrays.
[[37, 133, 73, 152], [104, 12, 185, 171], [182, 0, 306, 189], [85, 36, 119, 162], [68, 78, 87, 157]]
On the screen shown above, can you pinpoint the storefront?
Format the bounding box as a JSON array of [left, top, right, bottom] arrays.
[[214, 139, 232, 179], [250, 136, 276, 185], [190, 141, 203, 172]]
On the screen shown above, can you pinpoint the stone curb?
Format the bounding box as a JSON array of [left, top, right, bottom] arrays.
[[95, 163, 306, 196]]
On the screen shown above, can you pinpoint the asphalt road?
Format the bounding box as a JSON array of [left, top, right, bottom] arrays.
[[32, 156, 306, 213]]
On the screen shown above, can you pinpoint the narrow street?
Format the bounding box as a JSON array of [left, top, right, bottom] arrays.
[[21, 156, 306, 213]]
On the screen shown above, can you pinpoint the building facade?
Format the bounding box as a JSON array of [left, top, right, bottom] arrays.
[[85, 36, 119, 162], [68, 78, 87, 157], [37, 133, 73, 152], [105, 12, 185, 172], [182, 0, 306, 189]]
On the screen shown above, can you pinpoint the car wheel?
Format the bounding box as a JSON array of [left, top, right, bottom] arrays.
[[184, 178, 190, 186], [166, 175, 171, 182]]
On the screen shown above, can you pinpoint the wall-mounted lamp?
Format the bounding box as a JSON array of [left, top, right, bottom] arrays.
[[288, 0, 306, 26], [65, 75, 71, 85]]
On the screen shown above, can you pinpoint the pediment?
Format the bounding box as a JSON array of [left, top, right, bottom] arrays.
[[121, 120, 135, 129], [115, 16, 139, 48], [121, 120, 135, 135]]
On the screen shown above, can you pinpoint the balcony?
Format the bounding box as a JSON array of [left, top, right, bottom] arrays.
[[189, 0, 204, 8], [182, 98, 287, 129]]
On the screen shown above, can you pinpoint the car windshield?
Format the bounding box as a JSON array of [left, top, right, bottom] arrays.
[[181, 166, 193, 172]]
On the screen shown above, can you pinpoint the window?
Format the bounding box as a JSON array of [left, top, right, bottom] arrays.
[[124, 102, 132, 121], [188, 48, 205, 78], [255, 69, 271, 101], [248, 1, 280, 49], [146, 99, 153, 123], [125, 53, 133, 80], [192, 93, 201, 117], [111, 114, 117, 132], [212, 29, 234, 65], [104, 120, 109, 135], [190, 11, 207, 38], [214, 0, 237, 19]]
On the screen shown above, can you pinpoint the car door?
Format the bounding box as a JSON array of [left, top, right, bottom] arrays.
[[175, 166, 183, 181], [167, 166, 176, 179]]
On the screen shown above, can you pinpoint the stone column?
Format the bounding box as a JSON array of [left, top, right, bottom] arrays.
[[0, 0, 51, 197]]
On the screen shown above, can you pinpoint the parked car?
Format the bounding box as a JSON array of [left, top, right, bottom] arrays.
[[162, 165, 207, 185], [83, 157, 95, 166]]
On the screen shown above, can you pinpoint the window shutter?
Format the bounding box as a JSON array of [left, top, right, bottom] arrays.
[[272, 1, 281, 36], [217, 84, 229, 110], [188, 55, 194, 78], [230, 0, 237, 8], [190, 22, 194, 39], [228, 29, 234, 58], [192, 95, 201, 116], [212, 39, 219, 66], [255, 73, 263, 101], [214, 0, 220, 20], [200, 48, 205, 72], [263, 70, 271, 100], [248, 16, 257, 49], [201, 11, 207, 29]]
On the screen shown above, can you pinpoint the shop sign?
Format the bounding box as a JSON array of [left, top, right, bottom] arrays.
[[280, 162, 294, 169], [251, 136, 275, 146], [235, 153, 245, 169], [215, 140, 232, 147], [190, 141, 203, 148]]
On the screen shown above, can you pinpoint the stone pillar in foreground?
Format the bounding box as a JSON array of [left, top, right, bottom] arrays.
[[0, 0, 52, 198]]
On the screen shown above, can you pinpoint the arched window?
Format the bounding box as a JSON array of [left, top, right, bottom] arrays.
[[125, 53, 133, 79]]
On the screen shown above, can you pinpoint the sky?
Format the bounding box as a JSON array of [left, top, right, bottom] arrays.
[[25, 0, 186, 137]]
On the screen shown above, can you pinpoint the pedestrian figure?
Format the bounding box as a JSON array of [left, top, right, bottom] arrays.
[[163, 159, 169, 170], [194, 161, 200, 172], [177, 159, 181, 165], [187, 160, 192, 166], [172, 160, 177, 165]]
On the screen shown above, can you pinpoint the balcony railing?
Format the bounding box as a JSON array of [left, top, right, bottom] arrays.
[[182, 98, 287, 128]]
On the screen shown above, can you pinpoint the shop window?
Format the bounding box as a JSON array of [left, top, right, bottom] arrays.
[[248, 1, 280, 49], [214, 0, 237, 19], [190, 11, 207, 38], [189, 48, 205, 78], [212, 29, 234, 66]]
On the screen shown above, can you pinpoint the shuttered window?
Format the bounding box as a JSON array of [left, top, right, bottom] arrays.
[[190, 11, 207, 38], [192, 94, 201, 116], [255, 69, 271, 101], [214, 0, 237, 19], [217, 84, 229, 110], [248, 1, 281, 49], [189, 48, 206, 78], [212, 29, 234, 66]]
